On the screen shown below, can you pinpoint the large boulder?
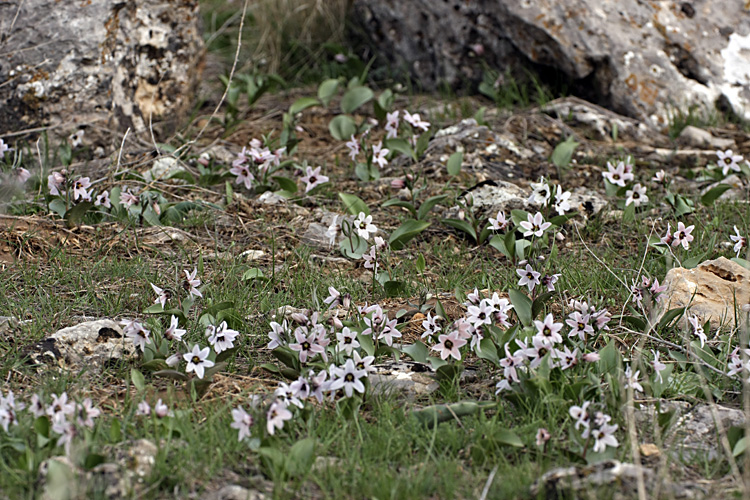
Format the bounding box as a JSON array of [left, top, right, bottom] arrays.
[[0, 0, 204, 150], [352, 0, 750, 126]]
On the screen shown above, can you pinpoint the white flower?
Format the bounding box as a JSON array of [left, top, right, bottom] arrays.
[[569, 401, 591, 431], [123, 320, 151, 352], [72, 177, 91, 201], [136, 400, 151, 416], [184, 268, 203, 298], [385, 111, 399, 138], [183, 344, 214, 379], [520, 212, 551, 238], [372, 141, 389, 169], [536, 428, 551, 447], [625, 183, 648, 207], [730, 226, 746, 258], [651, 349, 666, 384], [95, 190, 111, 208], [516, 264, 541, 292], [623, 365, 643, 393], [154, 399, 170, 418], [403, 111, 430, 131], [591, 423, 619, 453], [353, 212, 377, 240], [432, 330, 467, 360], [164, 315, 186, 341], [207, 321, 240, 354], [602, 161, 634, 187], [717, 149, 743, 176], [231, 406, 254, 441], [336, 327, 360, 355], [553, 186, 572, 215], [688, 314, 706, 347], [671, 222, 694, 250], [328, 359, 367, 398], [150, 283, 169, 308], [0, 138, 11, 160], [266, 400, 293, 435], [267, 320, 289, 349], [345, 135, 360, 161], [488, 211, 509, 231], [528, 178, 552, 205], [534, 313, 564, 346], [300, 165, 329, 193]]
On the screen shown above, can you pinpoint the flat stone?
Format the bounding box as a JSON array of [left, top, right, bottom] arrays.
[[24, 319, 135, 373], [659, 257, 750, 329], [678, 126, 735, 150], [369, 361, 440, 400], [542, 97, 652, 142]]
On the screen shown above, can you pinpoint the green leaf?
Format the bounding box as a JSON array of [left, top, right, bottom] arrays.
[[477, 337, 500, 366], [341, 86, 374, 114], [657, 307, 685, 329], [732, 257, 750, 270], [34, 416, 50, 438], [415, 253, 426, 273], [377, 88, 394, 110], [153, 370, 188, 381], [417, 194, 448, 221], [64, 201, 94, 228], [83, 453, 106, 470], [340, 235, 368, 259], [260, 363, 280, 374], [674, 195, 694, 217], [272, 347, 299, 370], [354, 162, 370, 181], [109, 419, 121, 442], [286, 438, 316, 477], [289, 97, 320, 115], [598, 342, 621, 375], [142, 205, 162, 226], [531, 292, 554, 320], [381, 198, 417, 218], [489, 234, 512, 259], [401, 341, 429, 363], [131, 368, 146, 392], [442, 218, 477, 241], [733, 436, 748, 457], [389, 219, 431, 250], [317, 79, 340, 107], [338, 192, 369, 216], [508, 289, 532, 326], [415, 129, 433, 158], [384, 280, 406, 297], [329, 115, 357, 141], [411, 401, 496, 428], [496, 429, 524, 448], [384, 138, 416, 161], [141, 359, 169, 372], [242, 268, 266, 281], [550, 136, 579, 168], [446, 151, 463, 176], [701, 184, 732, 206], [48, 198, 67, 218], [622, 202, 636, 222], [273, 176, 298, 193]]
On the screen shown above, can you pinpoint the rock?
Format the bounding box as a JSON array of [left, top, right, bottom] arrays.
[[542, 97, 652, 142], [0, 1, 204, 149], [369, 361, 440, 400], [144, 157, 187, 182], [353, 0, 750, 125], [300, 211, 357, 251], [530, 460, 705, 499], [636, 400, 745, 462], [257, 192, 288, 205], [38, 439, 158, 499], [241, 250, 266, 262], [23, 319, 135, 372], [678, 126, 736, 150], [659, 257, 750, 329], [202, 485, 267, 500], [701, 174, 746, 202]]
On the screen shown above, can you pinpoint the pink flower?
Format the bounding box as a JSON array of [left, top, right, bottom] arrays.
[[520, 212, 551, 238], [372, 141, 389, 169], [72, 177, 91, 201], [346, 135, 360, 161], [432, 330, 467, 360], [671, 222, 694, 250], [300, 165, 329, 193]]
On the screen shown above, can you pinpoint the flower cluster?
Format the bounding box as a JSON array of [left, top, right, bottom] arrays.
[[658, 221, 695, 251], [569, 402, 619, 453], [602, 158, 648, 208], [1, 391, 102, 455], [495, 299, 611, 394], [229, 138, 286, 190], [528, 177, 573, 216]]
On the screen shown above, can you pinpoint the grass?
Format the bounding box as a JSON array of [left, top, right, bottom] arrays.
[[1, 2, 750, 499]]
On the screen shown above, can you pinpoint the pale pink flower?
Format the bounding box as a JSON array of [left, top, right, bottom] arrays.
[[300, 165, 329, 193]]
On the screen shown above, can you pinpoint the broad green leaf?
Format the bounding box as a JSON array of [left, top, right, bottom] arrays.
[[477, 337, 500, 366], [381, 198, 417, 218], [340, 235, 368, 259], [109, 419, 121, 442], [733, 436, 748, 457], [357, 332, 376, 356], [732, 257, 750, 270], [389, 219, 430, 250], [84, 453, 106, 470], [674, 195, 694, 217], [622, 202, 636, 222], [286, 438, 317, 477], [417, 194, 447, 221], [384, 138, 415, 161], [550, 135, 579, 168], [415, 129, 434, 158], [549, 212, 578, 226], [260, 363, 281, 374], [341, 86, 374, 114], [317, 79, 340, 107], [152, 369, 189, 381], [412, 401, 496, 428], [64, 201, 94, 228], [131, 368, 146, 392], [142, 205, 162, 226], [496, 429, 524, 448], [141, 359, 169, 372], [701, 184, 731, 206], [442, 218, 477, 241], [508, 289, 532, 326], [338, 192, 369, 216], [329, 115, 357, 141], [48, 198, 67, 218], [401, 341, 429, 363], [415, 253, 426, 273], [598, 342, 620, 375], [489, 234, 513, 259], [289, 97, 320, 115], [657, 307, 685, 329], [377, 88, 394, 110], [446, 151, 463, 176], [273, 176, 298, 193], [242, 268, 266, 281], [34, 416, 50, 438]]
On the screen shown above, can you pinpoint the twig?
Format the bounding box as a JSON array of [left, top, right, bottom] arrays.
[[478, 465, 498, 500]]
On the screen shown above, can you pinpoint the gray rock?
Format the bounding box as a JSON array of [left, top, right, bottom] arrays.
[[24, 319, 135, 372], [678, 126, 736, 150], [531, 460, 705, 499], [38, 439, 159, 499], [0, 0, 204, 148], [202, 485, 267, 500], [353, 0, 750, 125], [369, 361, 440, 400], [300, 211, 357, 250], [542, 97, 653, 142]]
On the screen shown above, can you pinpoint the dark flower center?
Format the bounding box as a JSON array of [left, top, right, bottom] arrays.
[[445, 340, 454, 349], [345, 373, 354, 382], [192, 356, 200, 363], [302, 341, 311, 350]]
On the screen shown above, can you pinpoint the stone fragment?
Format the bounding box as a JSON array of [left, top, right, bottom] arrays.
[[38, 439, 158, 499], [369, 361, 440, 400], [530, 460, 705, 500], [678, 126, 735, 150], [23, 319, 135, 372], [144, 157, 187, 182], [300, 211, 356, 251], [0, 1, 204, 149], [353, 0, 750, 126], [542, 97, 652, 142], [659, 257, 750, 329], [202, 485, 267, 500]]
